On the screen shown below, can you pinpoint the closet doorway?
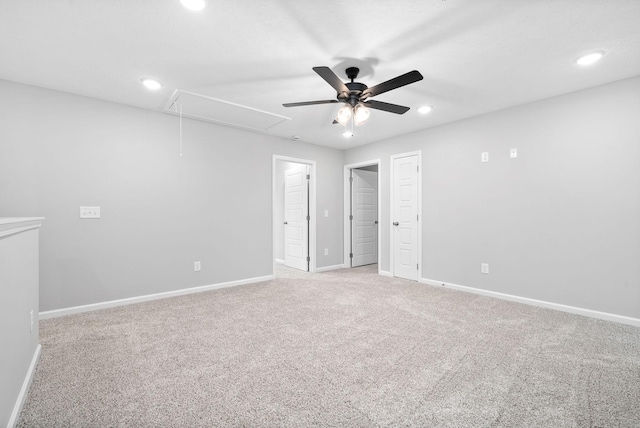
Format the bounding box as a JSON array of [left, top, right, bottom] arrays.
[[343, 160, 380, 270], [273, 156, 316, 275]]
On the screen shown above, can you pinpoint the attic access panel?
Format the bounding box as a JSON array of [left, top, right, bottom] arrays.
[[164, 89, 290, 132]]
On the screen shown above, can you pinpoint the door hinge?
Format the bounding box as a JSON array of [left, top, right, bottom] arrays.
[[417, 165, 419, 172], [349, 253, 353, 258], [306, 174, 310, 180], [349, 214, 353, 220], [417, 264, 419, 270], [307, 256, 310, 262], [349, 176, 353, 183], [306, 215, 310, 221], [417, 214, 419, 221]]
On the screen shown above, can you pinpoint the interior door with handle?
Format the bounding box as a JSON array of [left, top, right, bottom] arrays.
[[284, 166, 309, 271], [392, 154, 419, 280]]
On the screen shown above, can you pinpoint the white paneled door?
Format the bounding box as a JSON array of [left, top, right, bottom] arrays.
[[392, 154, 419, 280], [284, 166, 309, 271], [351, 169, 378, 267]]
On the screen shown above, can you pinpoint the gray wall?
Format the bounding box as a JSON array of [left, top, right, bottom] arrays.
[[2, 75, 638, 320], [355, 164, 378, 173], [0, 80, 344, 312], [344, 76, 640, 319], [0, 223, 40, 427]]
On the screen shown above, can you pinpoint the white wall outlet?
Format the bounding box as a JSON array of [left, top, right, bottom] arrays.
[[481, 152, 489, 163], [510, 148, 518, 158], [194, 261, 201, 272], [30, 309, 34, 333], [324, 248, 329, 256], [481, 263, 489, 274], [80, 206, 101, 219]]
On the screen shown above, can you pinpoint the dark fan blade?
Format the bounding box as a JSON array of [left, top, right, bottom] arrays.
[[362, 100, 410, 114], [361, 70, 423, 99], [283, 100, 339, 107], [313, 66, 349, 95]]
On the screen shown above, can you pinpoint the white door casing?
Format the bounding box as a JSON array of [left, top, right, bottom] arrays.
[[284, 166, 309, 271], [351, 169, 378, 267], [391, 153, 420, 281]]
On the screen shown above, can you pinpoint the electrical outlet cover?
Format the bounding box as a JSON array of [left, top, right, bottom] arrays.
[[80, 206, 101, 218]]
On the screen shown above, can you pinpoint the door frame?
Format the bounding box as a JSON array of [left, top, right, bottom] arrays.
[[273, 155, 317, 275], [343, 159, 381, 271], [390, 151, 422, 280]]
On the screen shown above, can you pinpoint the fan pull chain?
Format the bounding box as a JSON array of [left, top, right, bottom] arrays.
[[351, 112, 355, 135]]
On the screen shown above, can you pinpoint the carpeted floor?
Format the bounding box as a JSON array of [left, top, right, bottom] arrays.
[[18, 264, 640, 427]]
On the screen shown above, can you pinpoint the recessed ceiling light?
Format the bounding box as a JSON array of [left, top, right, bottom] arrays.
[[576, 50, 605, 66], [141, 78, 162, 90], [180, 0, 206, 11], [418, 105, 433, 114]]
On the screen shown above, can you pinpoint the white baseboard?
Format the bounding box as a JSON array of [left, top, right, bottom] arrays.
[[275, 259, 285, 265], [8, 344, 41, 428], [379, 270, 393, 277], [315, 264, 345, 272], [420, 277, 640, 327], [40, 275, 274, 320]]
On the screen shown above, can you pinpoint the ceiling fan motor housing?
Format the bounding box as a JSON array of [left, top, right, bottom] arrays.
[[340, 67, 367, 106], [341, 82, 368, 106]]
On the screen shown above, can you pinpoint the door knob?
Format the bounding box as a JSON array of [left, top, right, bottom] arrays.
[[374, 220, 378, 224], [393, 222, 399, 226], [284, 221, 288, 225]]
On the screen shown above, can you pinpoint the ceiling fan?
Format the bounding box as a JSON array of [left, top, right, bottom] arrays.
[[283, 66, 423, 127]]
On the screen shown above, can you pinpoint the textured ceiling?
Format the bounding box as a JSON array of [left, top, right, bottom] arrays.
[[1, 0, 640, 149]]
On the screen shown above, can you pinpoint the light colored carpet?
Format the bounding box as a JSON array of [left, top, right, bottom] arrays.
[[18, 265, 640, 427]]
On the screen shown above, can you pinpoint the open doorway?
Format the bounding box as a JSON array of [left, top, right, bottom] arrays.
[[343, 160, 381, 271], [273, 156, 316, 277]]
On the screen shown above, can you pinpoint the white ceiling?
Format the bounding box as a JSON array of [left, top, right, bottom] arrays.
[[2, 0, 640, 149]]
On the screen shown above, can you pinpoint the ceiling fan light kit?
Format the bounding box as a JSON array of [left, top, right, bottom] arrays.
[[334, 103, 370, 127], [353, 103, 370, 126], [335, 104, 352, 125], [284, 65, 424, 135]]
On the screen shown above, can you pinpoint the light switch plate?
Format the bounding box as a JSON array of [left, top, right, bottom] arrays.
[[481, 152, 489, 163], [510, 148, 518, 158], [80, 206, 100, 219]]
